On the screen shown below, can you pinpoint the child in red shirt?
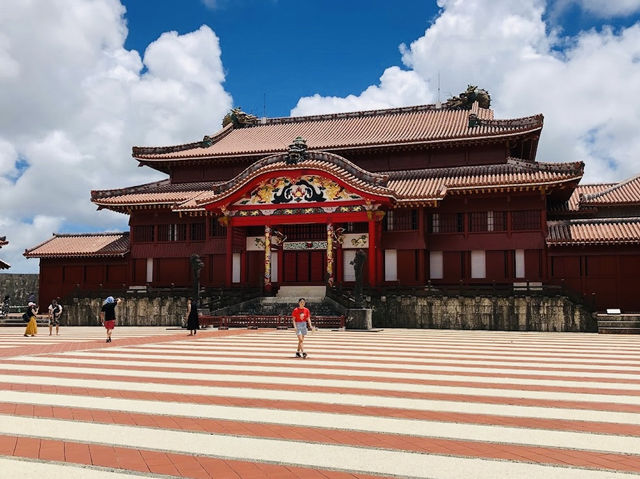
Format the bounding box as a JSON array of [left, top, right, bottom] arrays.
[[292, 298, 313, 358]]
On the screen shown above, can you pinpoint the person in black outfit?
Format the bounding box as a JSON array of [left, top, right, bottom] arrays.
[[100, 296, 121, 343], [186, 298, 199, 336]]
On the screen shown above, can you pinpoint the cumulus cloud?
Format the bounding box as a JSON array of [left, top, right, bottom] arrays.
[[291, 0, 640, 186], [0, 0, 232, 272], [292, 67, 432, 116], [557, 0, 640, 17]]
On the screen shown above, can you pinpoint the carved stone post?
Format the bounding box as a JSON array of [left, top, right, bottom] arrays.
[[326, 223, 334, 287], [264, 225, 272, 293]]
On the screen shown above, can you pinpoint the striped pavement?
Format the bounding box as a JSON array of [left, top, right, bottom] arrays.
[[0, 328, 639, 477]]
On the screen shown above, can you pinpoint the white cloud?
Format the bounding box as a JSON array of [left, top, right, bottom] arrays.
[[558, 0, 640, 17], [292, 0, 640, 184], [0, 0, 232, 272], [292, 67, 432, 116]]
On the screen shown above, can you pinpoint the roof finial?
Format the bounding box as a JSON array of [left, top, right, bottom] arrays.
[[222, 108, 259, 128], [287, 137, 308, 165]]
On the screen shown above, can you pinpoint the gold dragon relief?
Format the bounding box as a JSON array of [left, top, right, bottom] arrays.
[[235, 175, 363, 206]]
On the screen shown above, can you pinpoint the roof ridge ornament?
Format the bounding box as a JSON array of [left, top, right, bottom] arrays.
[[222, 107, 259, 128], [287, 137, 308, 165], [445, 85, 491, 110]]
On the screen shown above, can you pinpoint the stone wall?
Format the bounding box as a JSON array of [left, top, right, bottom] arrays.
[[0, 273, 39, 306], [370, 295, 595, 332], [63, 296, 205, 327]]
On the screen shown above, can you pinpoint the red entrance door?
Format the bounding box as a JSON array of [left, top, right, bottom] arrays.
[[283, 250, 326, 284]]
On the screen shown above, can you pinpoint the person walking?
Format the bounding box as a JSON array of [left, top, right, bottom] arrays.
[[48, 297, 63, 336], [186, 298, 199, 336], [292, 298, 313, 358], [100, 296, 121, 343], [23, 302, 38, 337]]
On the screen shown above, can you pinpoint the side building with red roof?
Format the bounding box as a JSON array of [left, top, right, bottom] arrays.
[[24, 101, 640, 315]]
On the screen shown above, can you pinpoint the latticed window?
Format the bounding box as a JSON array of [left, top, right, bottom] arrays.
[[210, 218, 227, 237], [190, 222, 206, 241], [469, 211, 507, 232], [511, 210, 541, 231], [282, 224, 325, 240], [433, 213, 464, 233], [158, 224, 187, 242], [384, 209, 417, 231], [469, 212, 488, 232], [132, 225, 154, 242]]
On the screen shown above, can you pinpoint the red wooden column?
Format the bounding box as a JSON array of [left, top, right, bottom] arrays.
[[368, 218, 377, 287], [376, 219, 384, 285], [225, 218, 233, 287]]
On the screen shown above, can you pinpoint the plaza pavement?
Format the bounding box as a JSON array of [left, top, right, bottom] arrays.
[[0, 326, 639, 478]]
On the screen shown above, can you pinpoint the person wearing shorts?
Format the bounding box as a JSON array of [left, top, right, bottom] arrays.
[[100, 296, 121, 343], [292, 298, 313, 359], [48, 297, 62, 336]]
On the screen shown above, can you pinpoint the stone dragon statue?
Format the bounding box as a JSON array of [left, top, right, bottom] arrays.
[[444, 85, 491, 110], [222, 108, 259, 128]]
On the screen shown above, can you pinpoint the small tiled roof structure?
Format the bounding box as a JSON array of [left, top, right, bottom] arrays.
[[93, 154, 583, 213], [580, 174, 640, 206], [132, 103, 543, 167], [0, 236, 9, 269], [92, 180, 221, 212], [548, 183, 613, 216], [24, 233, 129, 258], [547, 218, 640, 246]]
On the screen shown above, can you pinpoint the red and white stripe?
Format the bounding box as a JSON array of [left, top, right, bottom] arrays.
[[0, 327, 639, 478]]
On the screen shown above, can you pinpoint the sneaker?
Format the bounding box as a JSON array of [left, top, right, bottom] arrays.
[[302, 352, 307, 359], [295, 352, 301, 358]]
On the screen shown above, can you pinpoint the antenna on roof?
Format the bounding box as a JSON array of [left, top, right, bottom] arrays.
[[261, 92, 267, 124], [436, 72, 441, 109]]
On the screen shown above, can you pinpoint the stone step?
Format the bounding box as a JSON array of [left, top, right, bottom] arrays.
[[598, 321, 640, 328], [598, 328, 640, 334], [276, 286, 326, 299]]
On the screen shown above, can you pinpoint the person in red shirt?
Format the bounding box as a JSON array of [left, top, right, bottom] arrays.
[[292, 298, 313, 358]]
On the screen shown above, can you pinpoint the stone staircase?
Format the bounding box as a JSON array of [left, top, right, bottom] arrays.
[[0, 314, 49, 327], [211, 286, 345, 318], [596, 314, 640, 334]]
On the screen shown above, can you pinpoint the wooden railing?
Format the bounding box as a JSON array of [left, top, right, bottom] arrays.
[[199, 314, 345, 330]]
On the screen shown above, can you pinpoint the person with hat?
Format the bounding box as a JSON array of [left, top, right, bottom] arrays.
[[100, 296, 121, 343], [23, 302, 38, 337]]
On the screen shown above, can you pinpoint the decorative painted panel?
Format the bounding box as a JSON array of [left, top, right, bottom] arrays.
[[234, 175, 363, 206], [283, 241, 328, 250], [342, 233, 369, 249]]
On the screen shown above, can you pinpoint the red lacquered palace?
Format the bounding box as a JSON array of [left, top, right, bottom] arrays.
[[25, 101, 640, 311]]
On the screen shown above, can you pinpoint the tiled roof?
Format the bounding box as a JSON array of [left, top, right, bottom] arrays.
[[93, 155, 583, 212], [191, 151, 394, 209], [547, 218, 640, 246], [0, 259, 9, 269], [388, 158, 584, 205], [92, 179, 220, 210], [132, 103, 543, 161], [580, 174, 640, 206], [24, 233, 129, 258], [548, 183, 613, 215]]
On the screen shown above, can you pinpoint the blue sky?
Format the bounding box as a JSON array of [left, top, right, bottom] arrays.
[[2, 0, 640, 272], [122, 0, 438, 117], [120, 0, 640, 117]]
